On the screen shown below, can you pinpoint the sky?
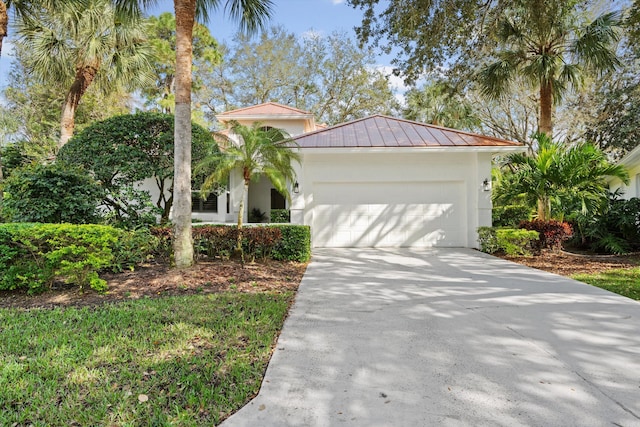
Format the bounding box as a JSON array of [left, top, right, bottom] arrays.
[[0, 0, 405, 94]]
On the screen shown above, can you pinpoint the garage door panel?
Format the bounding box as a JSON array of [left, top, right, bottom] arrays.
[[312, 182, 466, 248]]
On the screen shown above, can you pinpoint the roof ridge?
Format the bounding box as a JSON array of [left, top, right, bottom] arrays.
[[218, 102, 313, 116], [367, 114, 521, 146]]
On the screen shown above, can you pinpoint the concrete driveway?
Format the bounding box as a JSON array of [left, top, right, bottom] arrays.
[[221, 248, 640, 427]]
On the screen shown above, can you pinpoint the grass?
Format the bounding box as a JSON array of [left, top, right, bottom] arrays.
[[0, 292, 294, 426], [572, 267, 640, 300]]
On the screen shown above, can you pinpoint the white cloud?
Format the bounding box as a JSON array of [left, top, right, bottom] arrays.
[[331, 0, 345, 4]]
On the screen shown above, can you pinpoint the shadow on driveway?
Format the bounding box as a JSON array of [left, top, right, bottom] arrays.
[[222, 248, 640, 427]]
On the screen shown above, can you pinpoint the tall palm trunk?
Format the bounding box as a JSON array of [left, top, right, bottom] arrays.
[[172, 0, 196, 268], [0, 1, 7, 56], [537, 197, 550, 221], [236, 181, 248, 253], [539, 81, 553, 136], [59, 61, 100, 148]]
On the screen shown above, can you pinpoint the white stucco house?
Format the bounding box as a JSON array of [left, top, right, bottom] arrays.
[[174, 102, 526, 248], [608, 144, 640, 200]]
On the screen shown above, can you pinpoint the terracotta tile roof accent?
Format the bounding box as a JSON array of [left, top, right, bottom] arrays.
[[292, 115, 523, 148], [217, 102, 313, 117]]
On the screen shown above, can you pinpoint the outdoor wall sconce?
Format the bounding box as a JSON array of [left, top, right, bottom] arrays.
[[482, 178, 491, 192], [293, 181, 300, 194]]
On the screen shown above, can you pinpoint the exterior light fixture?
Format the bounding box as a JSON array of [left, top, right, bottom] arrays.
[[482, 178, 491, 192], [293, 181, 300, 194]]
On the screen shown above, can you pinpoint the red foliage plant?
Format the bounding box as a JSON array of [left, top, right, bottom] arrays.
[[519, 219, 573, 251]]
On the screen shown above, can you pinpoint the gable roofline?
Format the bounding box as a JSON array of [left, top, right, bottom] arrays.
[[216, 102, 315, 120], [291, 114, 525, 149], [617, 144, 640, 168]]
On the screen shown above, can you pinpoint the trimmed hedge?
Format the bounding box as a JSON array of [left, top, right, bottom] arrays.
[[478, 226, 540, 256], [271, 224, 311, 262], [151, 224, 311, 263], [270, 209, 290, 223], [0, 223, 156, 294]]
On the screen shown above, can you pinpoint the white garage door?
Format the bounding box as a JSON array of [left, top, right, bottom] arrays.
[[312, 181, 466, 247]]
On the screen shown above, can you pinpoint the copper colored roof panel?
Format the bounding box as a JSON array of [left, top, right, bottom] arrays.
[[292, 115, 522, 148]]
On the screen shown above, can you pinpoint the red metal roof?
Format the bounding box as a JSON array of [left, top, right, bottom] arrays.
[[217, 102, 313, 118], [292, 115, 523, 148]]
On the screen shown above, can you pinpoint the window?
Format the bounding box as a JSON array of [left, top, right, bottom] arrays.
[[192, 192, 218, 212], [271, 188, 286, 209]]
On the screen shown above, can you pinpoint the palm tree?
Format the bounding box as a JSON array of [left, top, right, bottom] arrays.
[[403, 81, 479, 130], [478, 1, 620, 136], [17, 0, 154, 148], [197, 122, 300, 253], [114, 0, 273, 268], [494, 133, 628, 221]]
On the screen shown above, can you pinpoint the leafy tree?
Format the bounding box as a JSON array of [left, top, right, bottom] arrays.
[[144, 12, 221, 114], [16, 0, 154, 147], [58, 112, 217, 226], [196, 122, 299, 253], [113, 0, 274, 268], [197, 26, 399, 125], [403, 81, 479, 130], [478, 1, 621, 136], [1, 162, 103, 223], [346, 0, 509, 83], [494, 133, 629, 222]]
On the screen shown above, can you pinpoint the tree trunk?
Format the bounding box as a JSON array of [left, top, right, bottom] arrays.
[[537, 197, 550, 222], [236, 182, 248, 251], [539, 81, 553, 137], [0, 1, 7, 57], [172, 0, 196, 268], [59, 61, 100, 148]]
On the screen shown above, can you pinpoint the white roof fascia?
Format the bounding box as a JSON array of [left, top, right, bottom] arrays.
[[618, 144, 640, 167]]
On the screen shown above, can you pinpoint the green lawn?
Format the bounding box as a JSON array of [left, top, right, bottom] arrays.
[[0, 292, 294, 426], [572, 267, 640, 301]]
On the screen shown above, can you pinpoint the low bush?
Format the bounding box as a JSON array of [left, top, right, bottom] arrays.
[[270, 209, 290, 223], [271, 225, 311, 262], [478, 226, 539, 256], [477, 227, 500, 254], [0, 224, 156, 293], [496, 228, 539, 256], [571, 196, 640, 255], [1, 163, 103, 224], [519, 219, 573, 251], [152, 224, 311, 263], [492, 204, 531, 227]]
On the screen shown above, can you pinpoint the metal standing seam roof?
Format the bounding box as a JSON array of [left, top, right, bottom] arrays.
[[291, 115, 523, 148]]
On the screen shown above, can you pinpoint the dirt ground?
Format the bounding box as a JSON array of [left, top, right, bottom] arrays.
[[499, 250, 640, 276], [0, 260, 308, 310], [3, 250, 639, 311]]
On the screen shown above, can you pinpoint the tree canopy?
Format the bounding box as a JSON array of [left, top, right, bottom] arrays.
[[197, 26, 399, 125], [58, 112, 217, 225]]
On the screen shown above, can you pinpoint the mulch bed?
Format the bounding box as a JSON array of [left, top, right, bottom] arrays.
[[0, 260, 308, 310], [498, 250, 640, 276]]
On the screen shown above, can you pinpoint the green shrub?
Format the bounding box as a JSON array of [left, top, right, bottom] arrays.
[[492, 204, 532, 227], [153, 224, 311, 263], [495, 229, 539, 256], [0, 223, 155, 293], [477, 227, 500, 254], [271, 225, 311, 262], [478, 226, 539, 256], [270, 209, 290, 223], [1, 162, 103, 224]]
